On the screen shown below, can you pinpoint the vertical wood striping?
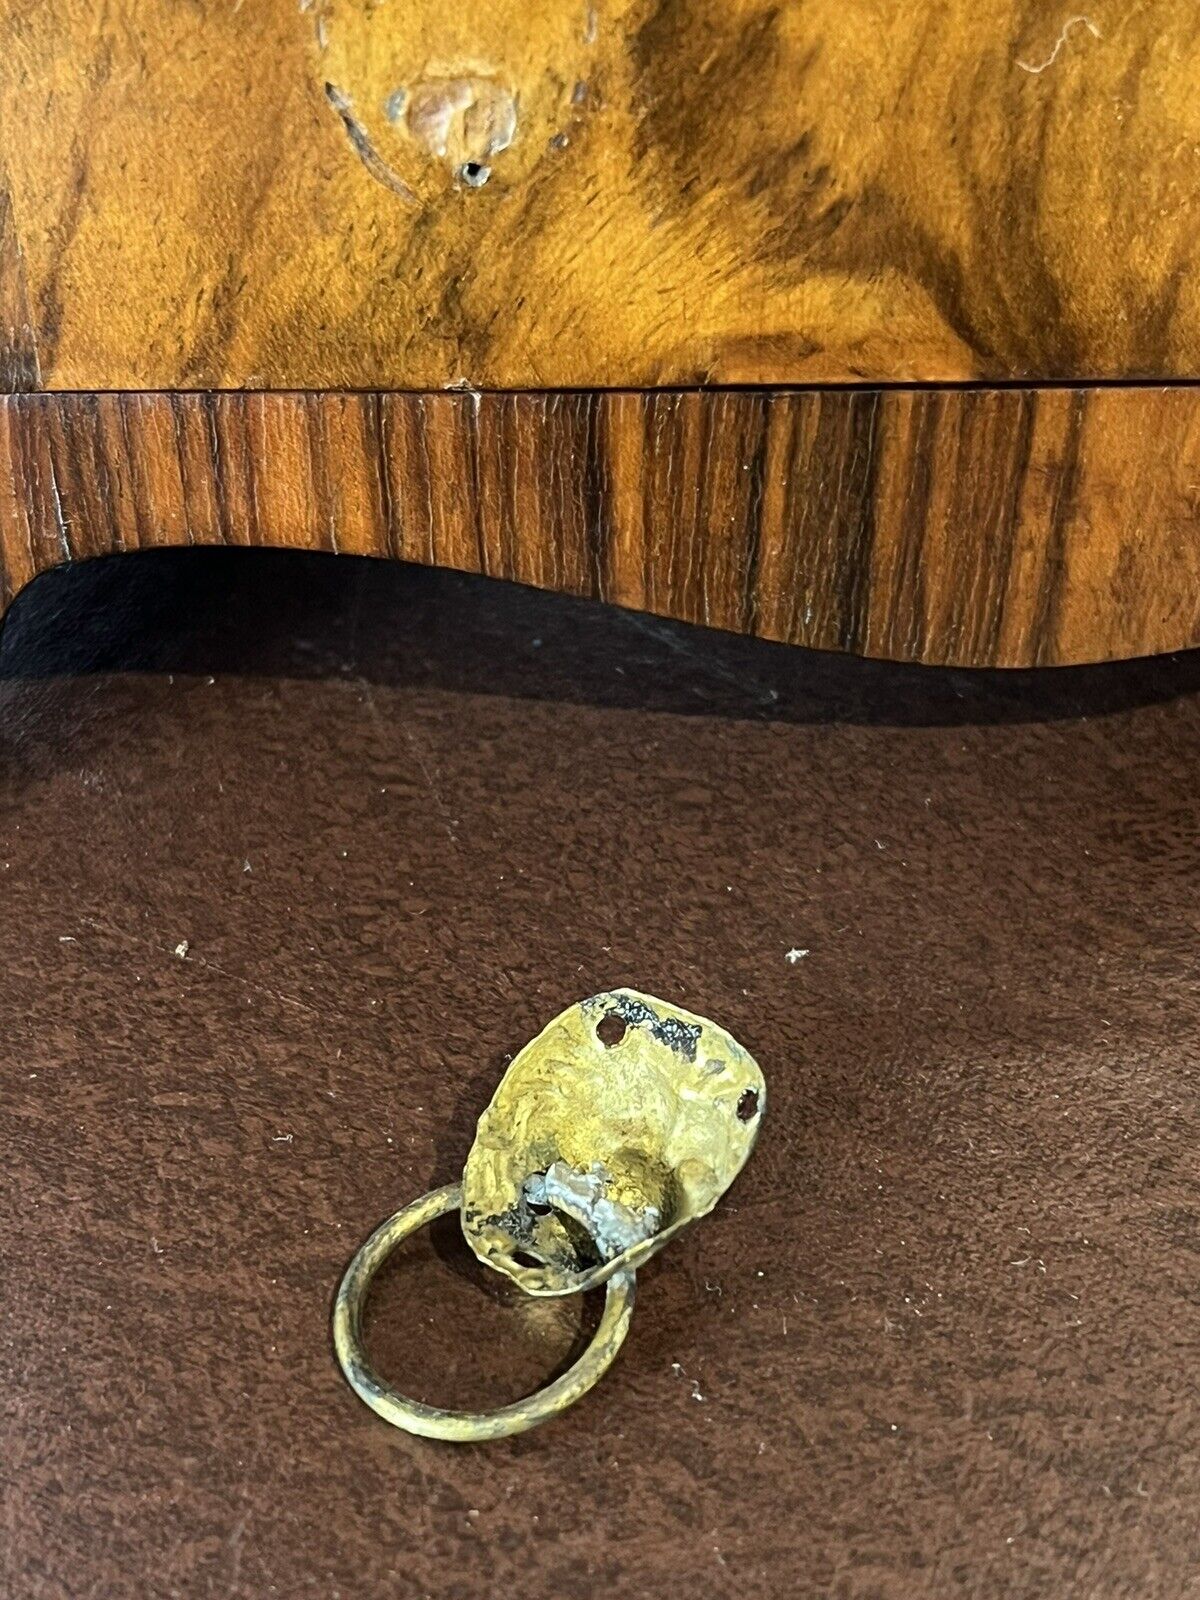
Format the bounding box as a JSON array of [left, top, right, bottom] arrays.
[[3, 388, 1200, 668]]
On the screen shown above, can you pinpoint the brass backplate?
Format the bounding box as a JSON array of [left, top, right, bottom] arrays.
[[460, 990, 765, 1297]]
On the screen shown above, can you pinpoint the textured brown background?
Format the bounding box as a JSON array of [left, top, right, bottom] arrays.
[[1, 549, 1198, 1598]]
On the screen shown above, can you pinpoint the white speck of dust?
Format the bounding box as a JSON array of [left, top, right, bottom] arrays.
[[173, 940, 189, 960], [785, 948, 809, 964], [272, 1133, 294, 1144], [1016, 15, 1100, 74], [671, 1361, 706, 1402]]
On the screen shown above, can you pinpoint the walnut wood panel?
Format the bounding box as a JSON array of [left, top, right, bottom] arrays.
[[3, 387, 1200, 667], [3, 1, 1200, 390]]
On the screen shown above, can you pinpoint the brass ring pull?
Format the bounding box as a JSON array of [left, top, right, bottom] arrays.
[[333, 990, 763, 1440], [332, 1183, 637, 1442]]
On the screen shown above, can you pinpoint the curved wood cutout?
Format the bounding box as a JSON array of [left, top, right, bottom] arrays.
[[3, 0, 1200, 389], [3, 387, 1200, 668]]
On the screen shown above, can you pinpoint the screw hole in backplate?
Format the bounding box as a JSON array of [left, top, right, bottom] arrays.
[[596, 1013, 628, 1048]]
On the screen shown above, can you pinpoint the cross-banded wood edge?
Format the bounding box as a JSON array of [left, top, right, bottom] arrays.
[[2, 387, 1198, 668]]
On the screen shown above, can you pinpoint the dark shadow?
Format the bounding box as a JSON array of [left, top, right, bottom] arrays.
[[4, 547, 1200, 728]]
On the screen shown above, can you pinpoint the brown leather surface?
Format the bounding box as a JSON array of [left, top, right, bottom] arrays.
[[2, 550, 1198, 1599]]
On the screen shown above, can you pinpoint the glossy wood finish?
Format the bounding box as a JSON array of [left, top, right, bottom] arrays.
[[4, 386, 1200, 667], [4, 0, 1200, 390]]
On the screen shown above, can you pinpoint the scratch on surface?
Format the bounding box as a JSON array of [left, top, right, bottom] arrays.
[[225, 1509, 248, 1591], [324, 83, 418, 203], [45, 449, 70, 560], [77, 915, 332, 1021], [345, 565, 460, 852], [1016, 16, 1100, 74], [620, 611, 781, 709], [184, 949, 328, 1018], [366, 675, 461, 852]]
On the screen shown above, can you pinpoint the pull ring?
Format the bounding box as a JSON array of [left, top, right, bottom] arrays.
[[333, 990, 763, 1439], [332, 1183, 637, 1442]]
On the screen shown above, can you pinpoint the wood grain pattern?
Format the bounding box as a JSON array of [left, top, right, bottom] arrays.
[[4, 1, 1200, 390], [4, 387, 1200, 667], [0, 171, 39, 393]]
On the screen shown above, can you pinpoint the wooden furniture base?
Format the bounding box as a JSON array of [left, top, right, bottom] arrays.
[[9, 5, 1200, 667]]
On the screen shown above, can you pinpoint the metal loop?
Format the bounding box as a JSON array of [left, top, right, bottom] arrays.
[[333, 1183, 637, 1441]]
